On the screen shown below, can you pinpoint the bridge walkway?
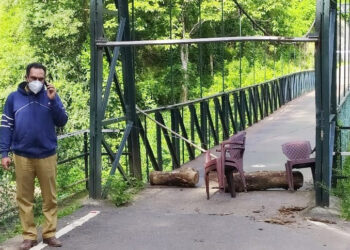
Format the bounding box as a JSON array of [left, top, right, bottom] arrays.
[[3, 92, 350, 250]]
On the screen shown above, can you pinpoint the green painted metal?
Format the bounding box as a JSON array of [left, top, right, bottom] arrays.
[[88, 0, 320, 203], [101, 18, 126, 118], [101, 138, 128, 181], [84, 132, 89, 190], [175, 108, 196, 160], [89, 0, 103, 199], [315, 0, 338, 206], [155, 112, 180, 169], [109, 122, 134, 176], [156, 114, 163, 171], [137, 117, 160, 171], [118, 0, 142, 180]]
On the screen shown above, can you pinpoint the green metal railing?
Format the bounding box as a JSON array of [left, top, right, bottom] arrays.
[[332, 1, 350, 189], [138, 70, 315, 172]]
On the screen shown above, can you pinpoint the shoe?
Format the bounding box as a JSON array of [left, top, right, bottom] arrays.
[[19, 239, 38, 250], [43, 237, 62, 247]]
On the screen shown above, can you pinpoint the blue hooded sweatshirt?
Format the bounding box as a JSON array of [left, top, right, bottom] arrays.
[[0, 82, 68, 158]]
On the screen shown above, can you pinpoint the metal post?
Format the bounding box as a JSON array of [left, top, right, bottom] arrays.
[[84, 132, 89, 190], [118, 0, 142, 179], [89, 0, 103, 198], [315, 0, 337, 206]]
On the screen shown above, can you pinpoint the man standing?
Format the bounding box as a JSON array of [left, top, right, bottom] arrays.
[[0, 63, 68, 249]]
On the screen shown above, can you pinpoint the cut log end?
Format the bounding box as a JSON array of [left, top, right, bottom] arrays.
[[150, 166, 199, 187]]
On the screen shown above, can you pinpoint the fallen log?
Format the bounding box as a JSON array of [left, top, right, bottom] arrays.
[[209, 170, 303, 192], [150, 167, 199, 187]]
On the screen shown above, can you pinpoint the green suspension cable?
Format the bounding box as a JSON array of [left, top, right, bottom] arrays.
[[221, 0, 225, 92], [273, 46, 276, 78], [253, 42, 256, 84], [170, 0, 174, 104], [264, 43, 267, 81], [281, 49, 284, 76], [239, 10, 242, 88], [199, 0, 203, 98]]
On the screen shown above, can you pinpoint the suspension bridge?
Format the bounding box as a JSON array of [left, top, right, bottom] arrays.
[[2, 0, 350, 249]]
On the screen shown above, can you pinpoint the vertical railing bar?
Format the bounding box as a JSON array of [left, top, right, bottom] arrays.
[[190, 106, 195, 156], [171, 109, 180, 167], [205, 101, 219, 145], [214, 97, 229, 139], [155, 111, 180, 169], [137, 117, 160, 171], [175, 108, 196, 160], [189, 104, 205, 150], [200, 101, 208, 149], [234, 92, 245, 130], [156, 113, 163, 171], [84, 132, 89, 190], [243, 90, 252, 126], [226, 94, 237, 134]]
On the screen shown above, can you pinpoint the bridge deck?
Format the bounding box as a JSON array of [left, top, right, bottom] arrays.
[[3, 92, 350, 250]]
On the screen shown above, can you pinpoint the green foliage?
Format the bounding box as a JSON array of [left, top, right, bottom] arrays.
[[334, 155, 350, 219], [26, 0, 89, 82], [106, 176, 144, 206], [0, 1, 35, 106]]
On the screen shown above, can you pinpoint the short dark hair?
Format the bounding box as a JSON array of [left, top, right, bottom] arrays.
[[26, 62, 46, 77]]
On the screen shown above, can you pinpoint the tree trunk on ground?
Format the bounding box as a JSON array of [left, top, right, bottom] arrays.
[[150, 166, 199, 187], [209, 171, 304, 192]]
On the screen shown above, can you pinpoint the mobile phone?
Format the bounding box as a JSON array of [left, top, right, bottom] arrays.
[[44, 81, 48, 87]]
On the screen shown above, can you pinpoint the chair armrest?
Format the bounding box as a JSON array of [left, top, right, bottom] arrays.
[[222, 143, 245, 149], [222, 140, 244, 146]]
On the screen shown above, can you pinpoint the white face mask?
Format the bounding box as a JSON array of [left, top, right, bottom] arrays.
[[28, 80, 43, 94]]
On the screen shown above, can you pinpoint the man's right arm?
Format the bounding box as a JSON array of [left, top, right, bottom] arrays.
[[0, 94, 14, 170]]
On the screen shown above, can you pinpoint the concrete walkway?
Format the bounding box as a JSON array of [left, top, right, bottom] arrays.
[[2, 92, 350, 250]]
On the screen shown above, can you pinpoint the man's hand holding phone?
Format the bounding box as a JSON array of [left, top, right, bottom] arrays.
[[45, 81, 56, 100]]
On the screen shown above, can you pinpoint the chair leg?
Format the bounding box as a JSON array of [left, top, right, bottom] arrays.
[[225, 168, 236, 198], [205, 172, 210, 200], [285, 164, 293, 191], [311, 165, 316, 189], [290, 169, 295, 191]]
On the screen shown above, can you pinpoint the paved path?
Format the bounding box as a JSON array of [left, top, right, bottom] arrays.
[[2, 92, 350, 250]]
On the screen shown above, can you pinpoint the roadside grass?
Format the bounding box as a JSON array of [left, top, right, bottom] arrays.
[[334, 155, 350, 219], [0, 191, 87, 244], [0, 176, 145, 244], [104, 175, 145, 207]]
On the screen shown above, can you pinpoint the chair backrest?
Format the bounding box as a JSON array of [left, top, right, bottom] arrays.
[[228, 131, 246, 145], [281, 140, 312, 160], [223, 131, 246, 162]]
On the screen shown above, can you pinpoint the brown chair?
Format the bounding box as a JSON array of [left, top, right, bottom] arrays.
[[281, 140, 315, 191], [204, 131, 247, 199]]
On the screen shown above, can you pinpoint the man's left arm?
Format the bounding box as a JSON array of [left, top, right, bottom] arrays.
[[47, 83, 68, 127], [50, 95, 68, 127]]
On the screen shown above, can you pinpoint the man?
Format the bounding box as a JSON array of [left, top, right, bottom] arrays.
[[0, 63, 68, 250]]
